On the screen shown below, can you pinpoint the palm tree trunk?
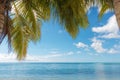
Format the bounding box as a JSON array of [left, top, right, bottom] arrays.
[[0, 0, 12, 52], [113, 0, 120, 28], [0, 3, 5, 35], [0, 0, 12, 43]]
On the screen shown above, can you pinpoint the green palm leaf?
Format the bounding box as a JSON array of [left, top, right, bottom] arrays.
[[11, 2, 37, 60], [97, 0, 113, 19], [51, 0, 89, 38]]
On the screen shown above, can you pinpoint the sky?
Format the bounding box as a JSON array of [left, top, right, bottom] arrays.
[[0, 7, 120, 62]]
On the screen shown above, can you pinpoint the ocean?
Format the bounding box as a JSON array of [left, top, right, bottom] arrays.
[[0, 63, 120, 80]]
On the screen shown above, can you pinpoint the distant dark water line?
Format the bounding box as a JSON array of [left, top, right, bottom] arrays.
[[0, 62, 120, 64]]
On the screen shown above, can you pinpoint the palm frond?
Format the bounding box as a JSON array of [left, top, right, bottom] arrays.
[[97, 0, 113, 19], [13, 0, 40, 42], [11, 2, 35, 60], [32, 0, 51, 20], [51, 0, 89, 38]]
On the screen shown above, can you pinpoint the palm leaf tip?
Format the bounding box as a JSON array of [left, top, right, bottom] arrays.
[[98, 0, 113, 20], [11, 1, 43, 60], [52, 0, 89, 39]]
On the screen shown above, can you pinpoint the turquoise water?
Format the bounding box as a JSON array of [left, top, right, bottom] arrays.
[[0, 63, 120, 80]]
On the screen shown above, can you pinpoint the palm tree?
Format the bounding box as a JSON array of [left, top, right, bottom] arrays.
[[0, 0, 90, 60], [96, 0, 120, 28], [0, 0, 12, 49], [0, 0, 119, 60], [11, 0, 49, 60], [113, 0, 120, 28]]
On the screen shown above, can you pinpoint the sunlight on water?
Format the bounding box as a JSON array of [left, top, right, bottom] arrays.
[[95, 63, 106, 80]]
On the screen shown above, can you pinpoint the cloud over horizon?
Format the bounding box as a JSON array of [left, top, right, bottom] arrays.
[[0, 51, 75, 62]]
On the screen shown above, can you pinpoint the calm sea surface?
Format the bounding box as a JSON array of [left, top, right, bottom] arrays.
[[0, 63, 120, 80]]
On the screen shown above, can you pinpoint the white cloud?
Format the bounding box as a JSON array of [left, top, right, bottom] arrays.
[[49, 48, 60, 54], [107, 49, 119, 54], [0, 53, 17, 62], [0, 53, 46, 62], [0, 51, 75, 62], [42, 53, 63, 58], [91, 38, 106, 53], [92, 15, 120, 39], [74, 42, 88, 48], [26, 52, 74, 62], [90, 40, 120, 54], [0, 53, 63, 62], [66, 51, 74, 55], [107, 44, 120, 54], [91, 15, 120, 54], [101, 33, 120, 39]]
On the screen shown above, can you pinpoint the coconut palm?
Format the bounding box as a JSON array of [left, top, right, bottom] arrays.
[[1, 0, 119, 60], [0, 0, 90, 60], [0, 0, 13, 50], [11, 0, 50, 60], [113, 0, 120, 28], [98, 0, 120, 28], [97, 0, 114, 19]]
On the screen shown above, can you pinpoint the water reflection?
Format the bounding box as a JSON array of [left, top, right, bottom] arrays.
[[95, 63, 107, 80], [95, 63, 120, 80]]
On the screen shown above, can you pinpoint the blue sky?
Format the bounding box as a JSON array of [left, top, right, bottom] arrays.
[[0, 7, 120, 62]]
